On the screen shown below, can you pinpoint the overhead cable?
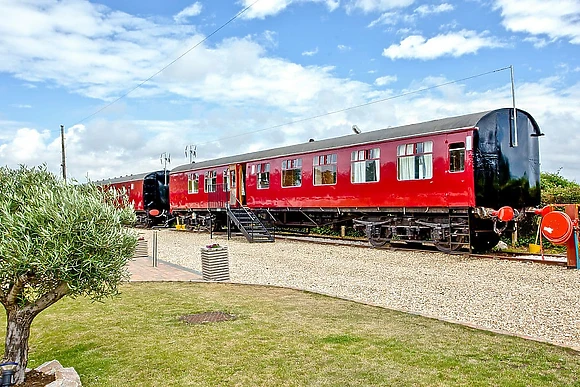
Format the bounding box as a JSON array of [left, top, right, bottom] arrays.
[[71, 0, 262, 127]]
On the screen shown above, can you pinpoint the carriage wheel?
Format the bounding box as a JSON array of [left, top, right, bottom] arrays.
[[369, 235, 389, 247], [434, 235, 467, 253], [367, 225, 390, 247]]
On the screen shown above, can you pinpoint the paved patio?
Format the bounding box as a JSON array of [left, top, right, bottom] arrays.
[[126, 256, 203, 282]]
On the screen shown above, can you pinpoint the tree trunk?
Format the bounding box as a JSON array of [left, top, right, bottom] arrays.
[[3, 308, 35, 385]]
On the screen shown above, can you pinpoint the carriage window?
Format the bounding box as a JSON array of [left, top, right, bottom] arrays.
[[351, 148, 380, 183], [188, 173, 199, 194], [204, 171, 217, 193], [449, 142, 465, 172], [282, 158, 302, 187], [256, 163, 270, 189], [313, 154, 337, 185], [397, 141, 433, 180]]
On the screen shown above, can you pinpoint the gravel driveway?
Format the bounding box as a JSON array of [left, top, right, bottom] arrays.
[[140, 229, 580, 350]]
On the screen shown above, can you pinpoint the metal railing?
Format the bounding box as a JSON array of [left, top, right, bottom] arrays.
[[226, 199, 274, 242]]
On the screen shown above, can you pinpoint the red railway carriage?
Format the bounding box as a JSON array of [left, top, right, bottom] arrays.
[[170, 108, 542, 252], [242, 129, 475, 209], [99, 173, 147, 212]]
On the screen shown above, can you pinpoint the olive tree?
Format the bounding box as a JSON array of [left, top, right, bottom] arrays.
[[0, 165, 137, 384]]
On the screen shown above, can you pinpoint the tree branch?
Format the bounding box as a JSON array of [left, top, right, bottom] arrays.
[[5, 273, 31, 306], [24, 281, 70, 315]]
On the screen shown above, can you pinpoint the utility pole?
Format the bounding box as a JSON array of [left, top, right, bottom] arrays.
[[60, 124, 66, 181], [160, 152, 171, 186]]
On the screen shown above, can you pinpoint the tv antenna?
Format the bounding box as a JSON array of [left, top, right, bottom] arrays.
[[160, 152, 171, 185], [185, 144, 197, 163]]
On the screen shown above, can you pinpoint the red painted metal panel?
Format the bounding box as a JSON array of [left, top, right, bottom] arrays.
[[106, 178, 144, 211], [244, 130, 475, 209], [169, 129, 476, 211], [170, 166, 229, 211]]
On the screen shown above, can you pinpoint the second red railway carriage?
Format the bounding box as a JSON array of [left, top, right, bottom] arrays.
[[169, 108, 542, 252], [98, 170, 170, 226]]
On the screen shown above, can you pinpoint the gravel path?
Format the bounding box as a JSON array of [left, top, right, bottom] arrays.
[[140, 229, 580, 350]]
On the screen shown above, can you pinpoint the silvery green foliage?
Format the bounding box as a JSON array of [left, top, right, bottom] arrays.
[[0, 165, 138, 305]]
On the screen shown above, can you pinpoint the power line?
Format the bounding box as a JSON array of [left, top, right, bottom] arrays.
[[193, 66, 511, 147], [71, 0, 262, 127]]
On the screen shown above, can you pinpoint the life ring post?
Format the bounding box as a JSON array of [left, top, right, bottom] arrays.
[[565, 204, 579, 269]]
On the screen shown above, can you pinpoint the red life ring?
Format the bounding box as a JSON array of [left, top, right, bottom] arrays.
[[541, 211, 573, 245]]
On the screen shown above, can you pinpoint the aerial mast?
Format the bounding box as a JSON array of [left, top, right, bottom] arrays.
[[160, 152, 171, 186]]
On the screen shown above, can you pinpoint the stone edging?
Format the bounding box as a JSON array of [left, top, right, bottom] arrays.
[[34, 359, 82, 386]]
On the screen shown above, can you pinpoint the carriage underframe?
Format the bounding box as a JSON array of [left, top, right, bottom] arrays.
[[172, 205, 512, 253]]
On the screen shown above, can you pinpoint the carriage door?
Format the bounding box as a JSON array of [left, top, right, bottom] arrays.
[[236, 164, 247, 206], [228, 165, 237, 206]]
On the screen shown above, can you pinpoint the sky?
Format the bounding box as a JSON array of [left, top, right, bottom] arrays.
[[0, 0, 579, 183]]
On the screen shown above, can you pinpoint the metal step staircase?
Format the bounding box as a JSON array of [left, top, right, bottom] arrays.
[[226, 205, 275, 243]]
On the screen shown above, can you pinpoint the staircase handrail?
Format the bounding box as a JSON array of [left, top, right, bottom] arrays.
[[226, 201, 274, 242]]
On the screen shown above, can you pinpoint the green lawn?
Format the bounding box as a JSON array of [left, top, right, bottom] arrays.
[[2, 282, 580, 386]]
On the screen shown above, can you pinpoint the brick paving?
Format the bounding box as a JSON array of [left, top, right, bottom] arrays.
[[126, 256, 203, 282]]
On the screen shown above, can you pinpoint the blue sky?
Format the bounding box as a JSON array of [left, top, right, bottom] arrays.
[[0, 0, 579, 182]]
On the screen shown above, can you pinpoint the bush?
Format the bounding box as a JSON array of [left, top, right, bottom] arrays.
[[541, 171, 580, 205]]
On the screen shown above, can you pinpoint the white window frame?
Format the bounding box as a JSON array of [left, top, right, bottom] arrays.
[[313, 154, 337, 186], [187, 173, 199, 194], [256, 163, 270, 189], [397, 141, 433, 181], [449, 142, 466, 173], [282, 158, 302, 188], [351, 148, 380, 184], [204, 170, 217, 193]]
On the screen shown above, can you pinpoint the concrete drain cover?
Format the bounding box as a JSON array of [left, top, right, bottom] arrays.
[[180, 312, 236, 324]]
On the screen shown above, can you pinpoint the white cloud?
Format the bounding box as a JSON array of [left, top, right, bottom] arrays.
[[174, 2, 203, 23], [414, 3, 454, 16], [262, 30, 279, 47], [0, 127, 51, 164], [494, 0, 580, 44], [325, 0, 340, 12], [375, 75, 397, 86], [302, 47, 319, 56], [338, 44, 351, 51], [368, 3, 454, 27], [523, 36, 552, 48], [383, 30, 504, 60], [9, 104, 32, 109], [239, 0, 293, 19], [0, 0, 199, 100], [240, 0, 340, 19], [368, 12, 399, 27], [346, 0, 415, 13]]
